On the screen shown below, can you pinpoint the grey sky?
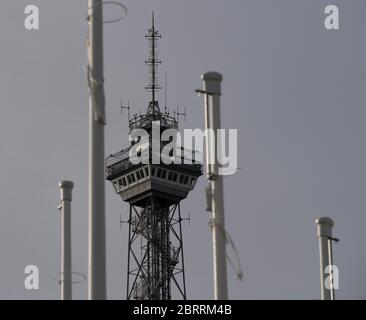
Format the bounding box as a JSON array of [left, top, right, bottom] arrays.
[[0, 0, 365, 299]]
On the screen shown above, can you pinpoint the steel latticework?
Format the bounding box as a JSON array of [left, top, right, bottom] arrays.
[[105, 13, 202, 300], [127, 199, 186, 300]]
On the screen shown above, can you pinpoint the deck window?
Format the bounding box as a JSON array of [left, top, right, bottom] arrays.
[[140, 169, 145, 179], [136, 170, 141, 180], [157, 168, 162, 178], [144, 166, 149, 177], [184, 175, 189, 185]]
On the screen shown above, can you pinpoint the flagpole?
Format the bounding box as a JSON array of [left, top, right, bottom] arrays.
[[87, 0, 107, 300]]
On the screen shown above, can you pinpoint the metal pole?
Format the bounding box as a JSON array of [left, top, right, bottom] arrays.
[[316, 217, 334, 300], [201, 72, 228, 300], [59, 181, 73, 300], [327, 238, 335, 300], [87, 0, 106, 300]]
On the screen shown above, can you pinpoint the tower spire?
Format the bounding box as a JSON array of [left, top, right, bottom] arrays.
[[145, 11, 162, 115]]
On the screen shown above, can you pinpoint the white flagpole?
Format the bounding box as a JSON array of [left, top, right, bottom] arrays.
[[87, 0, 107, 300], [200, 72, 228, 300]]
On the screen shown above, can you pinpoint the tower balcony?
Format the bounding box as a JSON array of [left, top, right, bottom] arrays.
[[105, 146, 202, 207]]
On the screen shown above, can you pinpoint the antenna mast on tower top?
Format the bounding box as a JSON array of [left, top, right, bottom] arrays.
[[145, 12, 162, 114]]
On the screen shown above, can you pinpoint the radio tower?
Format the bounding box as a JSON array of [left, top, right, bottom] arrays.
[[105, 13, 202, 300]]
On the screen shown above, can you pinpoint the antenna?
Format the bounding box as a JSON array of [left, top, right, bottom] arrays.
[[165, 71, 168, 110], [121, 100, 131, 122], [145, 11, 162, 106], [176, 105, 187, 122], [181, 211, 191, 227]]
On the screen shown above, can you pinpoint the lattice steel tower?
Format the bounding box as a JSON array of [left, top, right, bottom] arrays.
[[105, 14, 202, 300]]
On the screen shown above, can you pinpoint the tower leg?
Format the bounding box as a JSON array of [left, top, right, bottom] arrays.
[[126, 206, 132, 300], [177, 203, 187, 300]]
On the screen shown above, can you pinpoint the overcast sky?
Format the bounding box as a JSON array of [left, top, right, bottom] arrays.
[[0, 0, 365, 299]]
